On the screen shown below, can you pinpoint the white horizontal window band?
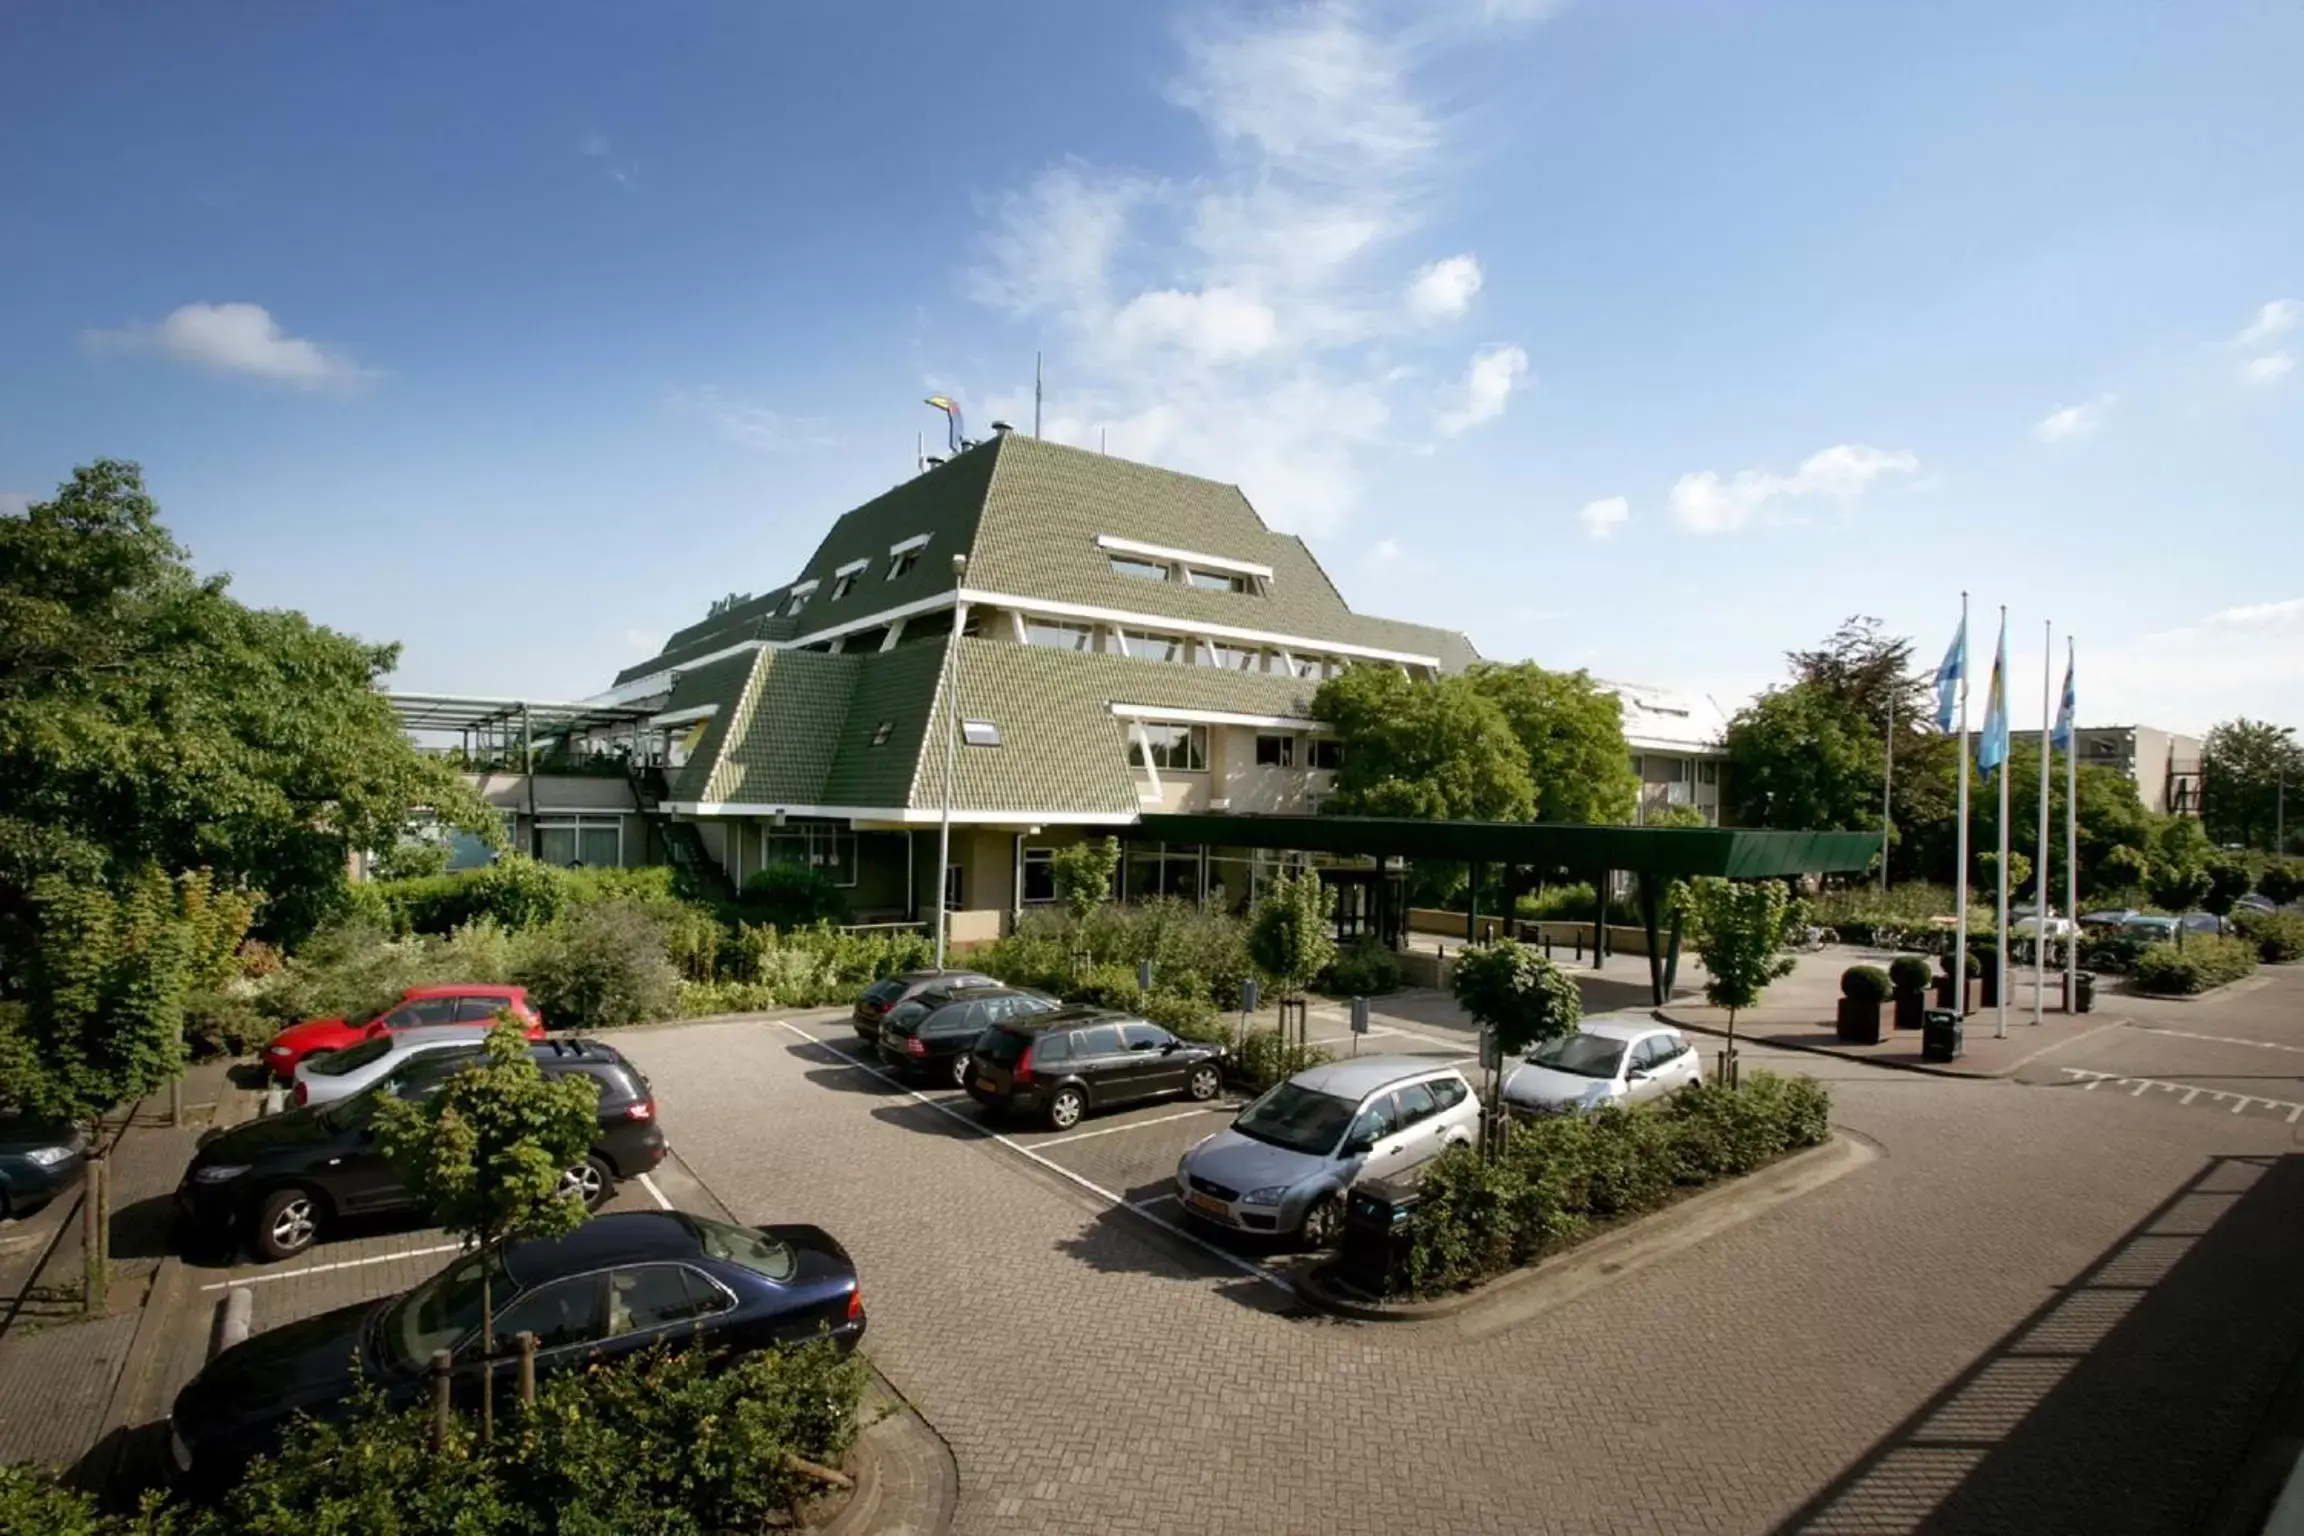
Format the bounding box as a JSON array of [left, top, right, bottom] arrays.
[[1108, 703, 1329, 732], [665, 802, 1140, 826], [1094, 534, 1274, 581]]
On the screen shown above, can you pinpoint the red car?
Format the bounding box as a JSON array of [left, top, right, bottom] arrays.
[[261, 985, 545, 1082]]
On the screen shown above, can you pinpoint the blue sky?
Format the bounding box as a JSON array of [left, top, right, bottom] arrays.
[[3, 0, 2298, 735]]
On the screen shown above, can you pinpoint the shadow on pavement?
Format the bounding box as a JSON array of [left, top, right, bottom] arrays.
[[1776, 1152, 2304, 1535], [1050, 1198, 1313, 1321]]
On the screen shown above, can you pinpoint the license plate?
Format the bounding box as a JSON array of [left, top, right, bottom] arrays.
[[1186, 1191, 1229, 1218]]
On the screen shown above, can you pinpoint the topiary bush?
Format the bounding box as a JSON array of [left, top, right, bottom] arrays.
[[1323, 937, 1402, 996], [1839, 964, 1892, 1002], [1888, 955, 1934, 994], [2130, 934, 2258, 995]]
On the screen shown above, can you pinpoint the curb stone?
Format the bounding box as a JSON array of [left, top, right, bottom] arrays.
[[1655, 1007, 2027, 1080]]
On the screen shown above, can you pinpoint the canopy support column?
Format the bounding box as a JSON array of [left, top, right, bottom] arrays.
[[1641, 878, 1665, 1006]]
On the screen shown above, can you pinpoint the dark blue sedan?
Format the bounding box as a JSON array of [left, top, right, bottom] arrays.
[[167, 1210, 865, 1485], [0, 1117, 86, 1220]]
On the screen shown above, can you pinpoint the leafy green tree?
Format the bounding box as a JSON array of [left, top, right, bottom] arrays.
[[20, 867, 197, 1123], [1674, 878, 1800, 1079], [0, 462, 496, 957], [739, 861, 849, 928], [1786, 615, 1934, 732], [1312, 667, 1535, 821], [1976, 849, 2032, 898], [2261, 861, 2302, 908], [2100, 843, 2151, 893], [376, 1020, 600, 1442], [1451, 938, 1580, 1060], [1248, 868, 1338, 1001], [1051, 836, 1122, 925], [1723, 682, 1882, 832], [2201, 718, 2304, 852], [2202, 857, 2254, 926], [1464, 663, 1638, 823], [2157, 816, 2213, 874], [2146, 863, 2211, 915], [370, 838, 451, 882]]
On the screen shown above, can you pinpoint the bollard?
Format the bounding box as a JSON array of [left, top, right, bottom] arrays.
[[1574, 932, 1583, 962], [518, 1331, 538, 1410], [1543, 932, 1553, 959], [430, 1350, 453, 1452], [210, 1286, 253, 1359]]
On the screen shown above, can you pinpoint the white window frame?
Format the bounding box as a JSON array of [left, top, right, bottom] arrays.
[[962, 720, 1003, 747], [1094, 534, 1273, 583], [1254, 733, 1295, 768], [534, 814, 624, 869], [1023, 618, 1096, 652], [1128, 722, 1207, 773], [1120, 629, 1187, 664], [1021, 847, 1056, 905], [1109, 553, 1173, 583], [785, 580, 819, 617]]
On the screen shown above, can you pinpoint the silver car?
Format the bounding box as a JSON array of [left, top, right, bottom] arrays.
[[290, 1023, 496, 1108], [1175, 1056, 1481, 1247], [1500, 1018, 1701, 1116]]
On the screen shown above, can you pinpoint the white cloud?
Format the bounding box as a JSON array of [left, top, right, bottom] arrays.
[[2234, 299, 2299, 349], [1436, 344, 1528, 435], [668, 387, 841, 452], [1406, 254, 1482, 323], [1365, 537, 1403, 568], [87, 302, 373, 391], [2206, 597, 2304, 627], [622, 627, 658, 654], [1577, 495, 1629, 540], [2242, 351, 2294, 385], [961, 5, 1552, 536], [1669, 443, 1918, 534], [2032, 393, 2115, 443]]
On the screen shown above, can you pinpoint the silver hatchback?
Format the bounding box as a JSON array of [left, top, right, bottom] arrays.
[[1176, 1056, 1481, 1247]]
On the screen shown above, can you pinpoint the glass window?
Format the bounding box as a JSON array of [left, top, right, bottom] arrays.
[[1232, 1083, 1357, 1155], [687, 1216, 797, 1282], [1029, 1030, 1072, 1064], [495, 1277, 606, 1352], [829, 571, 858, 601], [943, 864, 963, 911], [1024, 620, 1095, 652], [1530, 1033, 1628, 1078], [1073, 1024, 1126, 1056], [1393, 1079, 1438, 1125], [1697, 760, 1719, 785], [1022, 848, 1055, 903], [537, 823, 579, 867], [387, 999, 460, 1029], [962, 720, 1002, 747], [608, 1265, 720, 1336], [1186, 568, 1250, 593], [1308, 738, 1344, 771], [785, 590, 812, 616], [1291, 654, 1323, 680], [1429, 1075, 1468, 1111], [453, 997, 508, 1024], [1110, 555, 1171, 582], [1198, 642, 1259, 670], [1121, 1022, 1171, 1052], [1660, 758, 1687, 783], [382, 1251, 503, 1371], [1127, 724, 1207, 771], [1255, 734, 1295, 768], [869, 721, 894, 748], [1120, 630, 1186, 664], [1346, 1096, 1401, 1148], [887, 549, 920, 581], [974, 1027, 1032, 1067], [578, 823, 620, 868]]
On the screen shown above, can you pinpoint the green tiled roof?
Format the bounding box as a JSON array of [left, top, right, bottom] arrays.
[[695, 648, 864, 806]]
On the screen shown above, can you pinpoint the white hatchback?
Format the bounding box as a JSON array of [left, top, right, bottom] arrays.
[[291, 1023, 496, 1108], [1500, 1019, 1702, 1116]]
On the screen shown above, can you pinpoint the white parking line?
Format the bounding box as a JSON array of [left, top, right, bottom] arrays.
[[773, 1022, 1290, 1294], [198, 1242, 463, 1292], [637, 1172, 673, 1211], [2058, 1067, 2304, 1123], [1032, 1106, 1228, 1148], [2129, 1024, 2304, 1056]]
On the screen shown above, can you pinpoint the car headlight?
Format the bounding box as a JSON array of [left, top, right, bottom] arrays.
[[23, 1144, 74, 1168], [192, 1164, 250, 1184], [1243, 1185, 1292, 1206], [266, 1044, 293, 1056]]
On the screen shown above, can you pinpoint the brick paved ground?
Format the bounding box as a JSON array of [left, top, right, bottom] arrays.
[[615, 988, 2304, 1536]]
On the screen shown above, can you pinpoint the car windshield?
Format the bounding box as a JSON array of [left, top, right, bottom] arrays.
[[307, 1036, 395, 1076], [380, 1250, 504, 1372], [1530, 1033, 1627, 1078], [884, 1000, 931, 1033], [687, 1216, 796, 1282], [1232, 1083, 1358, 1156], [864, 978, 907, 1005]]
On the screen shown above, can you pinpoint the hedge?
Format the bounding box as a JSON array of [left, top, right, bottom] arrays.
[[2130, 934, 2259, 995], [2233, 909, 2304, 965], [1402, 1072, 1832, 1296]]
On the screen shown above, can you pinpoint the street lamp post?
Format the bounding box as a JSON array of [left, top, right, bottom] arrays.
[[2279, 726, 2294, 859], [934, 552, 969, 969]]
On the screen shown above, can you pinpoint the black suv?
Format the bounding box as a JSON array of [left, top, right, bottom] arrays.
[[964, 1007, 1226, 1130], [876, 986, 1058, 1088], [177, 1038, 664, 1262], [852, 969, 997, 1043]]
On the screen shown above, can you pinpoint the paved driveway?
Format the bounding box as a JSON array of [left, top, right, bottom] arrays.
[[614, 987, 2304, 1536]]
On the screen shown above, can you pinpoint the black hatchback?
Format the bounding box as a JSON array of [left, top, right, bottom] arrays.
[[177, 1037, 665, 1262], [852, 969, 997, 1043], [964, 1007, 1226, 1130], [876, 986, 1058, 1088]]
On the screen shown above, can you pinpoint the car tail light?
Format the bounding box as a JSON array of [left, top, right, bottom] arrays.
[[845, 1289, 864, 1322], [626, 1099, 656, 1122], [1013, 1045, 1033, 1086], [293, 1081, 308, 1106], [904, 1036, 926, 1057]]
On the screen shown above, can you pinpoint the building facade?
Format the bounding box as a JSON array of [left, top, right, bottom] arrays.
[[583, 431, 1478, 942], [2007, 725, 2203, 816], [1597, 680, 1730, 825]]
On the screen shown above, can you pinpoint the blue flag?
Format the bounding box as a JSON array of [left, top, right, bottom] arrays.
[[2051, 655, 2076, 753], [1976, 619, 2010, 773], [1933, 615, 1966, 733]]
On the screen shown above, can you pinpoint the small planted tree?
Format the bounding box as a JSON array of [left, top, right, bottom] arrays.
[[1249, 868, 1338, 1003], [1450, 939, 1580, 1152], [2202, 857, 2254, 931], [2147, 863, 2213, 946], [2262, 861, 2302, 909], [1674, 877, 1800, 1085], [1049, 836, 1122, 971], [376, 1018, 600, 1442]]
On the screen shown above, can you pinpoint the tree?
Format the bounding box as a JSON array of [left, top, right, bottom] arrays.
[[1674, 877, 1799, 1082], [376, 1019, 600, 1443], [1786, 616, 1932, 731], [2202, 857, 2254, 927], [1312, 667, 1534, 821], [1464, 663, 1638, 823], [1723, 682, 1882, 832], [0, 462, 496, 958], [19, 867, 201, 1123], [1450, 938, 1580, 1152], [740, 862, 850, 928], [2100, 844, 2151, 894], [1248, 868, 1338, 1001], [2201, 719, 2304, 852], [2146, 863, 2211, 916], [370, 838, 451, 882], [1976, 849, 2031, 898], [2260, 862, 2302, 908], [1050, 836, 1122, 925]]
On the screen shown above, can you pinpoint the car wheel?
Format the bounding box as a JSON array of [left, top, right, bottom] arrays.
[[1048, 1086, 1086, 1131], [558, 1155, 614, 1211], [949, 1052, 972, 1090], [1186, 1063, 1222, 1102], [1300, 1194, 1343, 1250], [252, 1186, 323, 1262]]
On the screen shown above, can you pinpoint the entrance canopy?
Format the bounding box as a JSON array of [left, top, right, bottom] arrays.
[[1131, 812, 1879, 880]]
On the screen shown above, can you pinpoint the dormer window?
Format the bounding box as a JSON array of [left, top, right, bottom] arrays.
[[1110, 555, 1171, 582], [829, 559, 869, 602], [1187, 568, 1251, 594], [887, 533, 930, 581], [785, 580, 819, 617], [1095, 535, 1272, 596]]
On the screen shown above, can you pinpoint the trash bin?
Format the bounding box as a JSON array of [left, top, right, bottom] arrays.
[[1333, 1176, 1425, 1300], [2072, 971, 2096, 1014], [1921, 1007, 1963, 1064]]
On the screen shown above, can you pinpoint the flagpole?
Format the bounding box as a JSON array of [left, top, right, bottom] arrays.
[[2064, 638, 2078, 1010], [1953, 593, 1971, 1026], [1995, 606, 2011, 1042], [1880, 692, 1894, 893], [2034, 619, 2051, 1027]]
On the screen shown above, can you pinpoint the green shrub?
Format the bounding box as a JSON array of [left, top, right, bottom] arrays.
[[2131, 934, 2259, 995], [1887, 955, 1934, 994], [737, 864, 851, 929], [514, 899, 679, 1030], [1839, 964, 1892, 1002], [1139, 989, 1224, 1043], [560, 864, 680, 910], [971, 927, 1074, 996], [0, 1463, 131, 1535], [1518, 1107, 1675, 1219], [370, 838, 451, 882], [2079, 928, 2147, 973], [674, 979, 785, 1017], [1231, 1028, 1332, 1093], [1072, 962, 1146, 1012], [2234, 909, 2304, 964], [1323, 938, 1401, 996], [466, 856, 568, 931], [1404, 1144, 1534, 1294]]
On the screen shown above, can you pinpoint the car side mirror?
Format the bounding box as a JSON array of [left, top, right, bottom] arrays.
[[1342, 1136, 1374, 1158], [1626, 1069, 1648, 1083], [1160, 1040, 1180, 1054]]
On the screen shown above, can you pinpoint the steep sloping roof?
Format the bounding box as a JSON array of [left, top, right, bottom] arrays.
[[693, 648, 865, 806], [1595, 679, 1729, 755]]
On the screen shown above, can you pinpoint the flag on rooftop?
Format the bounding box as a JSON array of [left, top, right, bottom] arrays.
[[923, 396, 964, 454]]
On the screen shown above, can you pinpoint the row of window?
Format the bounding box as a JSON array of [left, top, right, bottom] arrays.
[[785, 539, 931, 618], [1021, 617, 1348, 678], [1109, 554, 1257, 594], [1630, 755, 1721, 786], [1124, 725, 1343, 773]]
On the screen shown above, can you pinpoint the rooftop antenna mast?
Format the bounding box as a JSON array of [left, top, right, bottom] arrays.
[[915, 432, 924, 476], [1034, 351, 1043, 437]]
